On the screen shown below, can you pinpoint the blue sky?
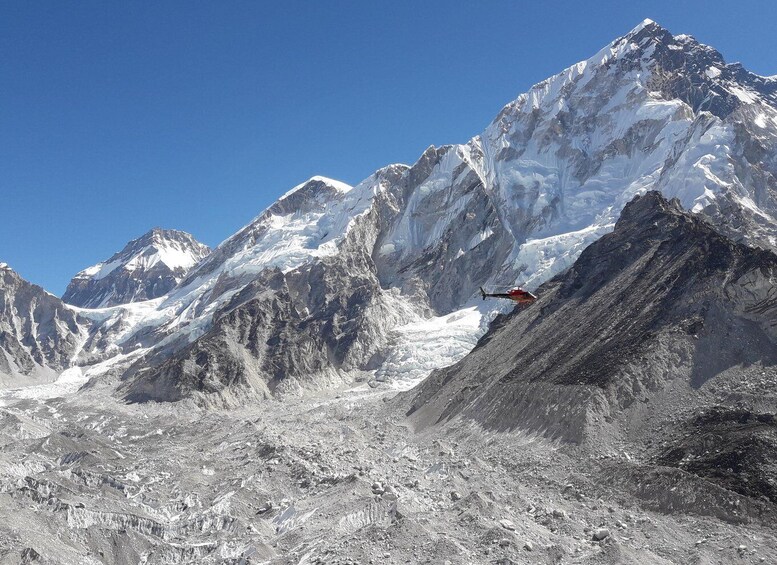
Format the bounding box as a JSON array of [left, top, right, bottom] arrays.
[[2, 1, 776, 295]]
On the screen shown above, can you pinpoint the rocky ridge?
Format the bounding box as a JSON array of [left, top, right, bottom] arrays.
[[0, 264, 88, 387], [405, 191, 777, 513]]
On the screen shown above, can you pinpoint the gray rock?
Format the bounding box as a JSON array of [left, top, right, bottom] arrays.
[[499, 519, 516, 531], [256, 501, 273, 515], [0, 265, 89, 386]]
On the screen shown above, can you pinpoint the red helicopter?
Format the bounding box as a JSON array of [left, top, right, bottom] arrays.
[[480, 286, 537, 304]]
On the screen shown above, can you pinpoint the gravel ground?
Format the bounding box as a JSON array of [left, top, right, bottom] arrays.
[[0, 379, 774, 565]]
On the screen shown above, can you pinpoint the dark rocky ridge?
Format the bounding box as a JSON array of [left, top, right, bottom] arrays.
[[405, 191, 777, 504]]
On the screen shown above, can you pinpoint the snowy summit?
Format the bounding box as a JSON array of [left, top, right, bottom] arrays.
[[62, 228, 210, 308]]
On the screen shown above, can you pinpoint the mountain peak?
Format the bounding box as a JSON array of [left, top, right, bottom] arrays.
[[280, 176, 352, 201], [135, 227, 200, 246], [625, 17, 661, 36], [62, 228, 210, 308], [618, 191, 684, 222]]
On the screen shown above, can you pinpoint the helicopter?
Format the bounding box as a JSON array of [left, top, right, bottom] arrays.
[[479, 286, 537, 304]]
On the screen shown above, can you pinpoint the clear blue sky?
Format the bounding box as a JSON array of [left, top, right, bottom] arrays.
[[2, 1, 776, 295]]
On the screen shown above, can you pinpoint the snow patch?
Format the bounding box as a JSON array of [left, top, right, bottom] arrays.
[[379, 243, 396, 256], [280, 175, 352, 200], [691, 188, 717, 213], [727, 85, 758, 104]]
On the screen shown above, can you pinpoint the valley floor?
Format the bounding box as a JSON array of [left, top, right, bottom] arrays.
[[0, 379, 774, 565]]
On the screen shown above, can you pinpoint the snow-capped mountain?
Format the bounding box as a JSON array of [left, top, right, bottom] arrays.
[[62, 228, 210, 308], [3, 20, 777, 403], [5, 20, 777, 563], [118, 19, 777, 404]]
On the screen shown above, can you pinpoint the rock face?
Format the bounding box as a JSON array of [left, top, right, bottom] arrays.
[[121, 249, 393, 404], [62, 228, 210, 308], [405, 191, 777, 502], [0, 264, 88, 387], [657, 408, 777, 504], [119, 171, 415, 404], [407, 192, 777, 433]]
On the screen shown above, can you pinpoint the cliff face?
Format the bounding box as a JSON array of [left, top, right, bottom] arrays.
[[0, 264, 88, 387], [407, 192, 777, 435]]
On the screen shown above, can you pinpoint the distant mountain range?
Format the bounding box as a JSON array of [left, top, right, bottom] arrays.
[[2, 19, 776, 404]]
